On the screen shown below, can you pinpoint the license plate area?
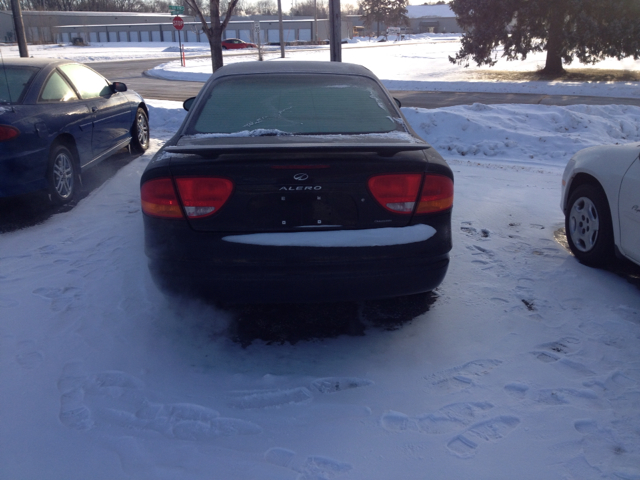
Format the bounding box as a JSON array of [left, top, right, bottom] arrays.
[[247, 192, 357, 229]]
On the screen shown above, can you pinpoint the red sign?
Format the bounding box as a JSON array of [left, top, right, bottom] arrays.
[[172, 16, 184, 30]]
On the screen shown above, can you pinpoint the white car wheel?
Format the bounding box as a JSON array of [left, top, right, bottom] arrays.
[[565, 184, 614, 267]]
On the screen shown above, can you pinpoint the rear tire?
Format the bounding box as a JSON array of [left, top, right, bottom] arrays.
[[565, 183, 614, 268], [47, 144, 77, 205], [131, 107, 150, 153]]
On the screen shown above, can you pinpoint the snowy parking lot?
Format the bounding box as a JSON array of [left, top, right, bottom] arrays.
[[2, 38, 640, 479]]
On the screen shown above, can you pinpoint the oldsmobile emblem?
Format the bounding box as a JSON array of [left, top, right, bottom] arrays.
[[293, 173, 309, 181]]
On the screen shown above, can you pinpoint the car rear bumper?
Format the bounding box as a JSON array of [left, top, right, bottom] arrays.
[[149, 252, 449, 304], [144, 214, 452, 304]]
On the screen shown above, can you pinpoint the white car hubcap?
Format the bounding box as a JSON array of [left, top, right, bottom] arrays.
[[569, 196, 600, 252]]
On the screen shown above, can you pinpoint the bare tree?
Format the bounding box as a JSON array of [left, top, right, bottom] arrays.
[[244, 0, 277, 15], [341, 2, 359, 15], [183, 0, 240, 72], [290, 0, 328, 18]]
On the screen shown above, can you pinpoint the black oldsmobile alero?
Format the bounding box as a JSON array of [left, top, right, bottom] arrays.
[[141, 61, 453, 304]]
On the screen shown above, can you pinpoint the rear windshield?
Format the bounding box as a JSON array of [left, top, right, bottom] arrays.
[[0, 66, 39, 104], [186, 74, 401, 136]]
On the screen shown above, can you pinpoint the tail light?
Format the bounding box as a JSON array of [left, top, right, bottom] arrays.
[[368, 173, 453, 215], [175, 177, 234, 218], [368, 174, 422, 214], [141, 177, 234, 219], [0, 125, 20, 142], [141, 178, 183, 218], [415, 175, 454, 214]]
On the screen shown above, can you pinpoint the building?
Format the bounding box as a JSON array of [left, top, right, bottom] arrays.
[[344, 5, 461, 36], [406, 5, 461, 34], [0, 10, 342, 45], [0, 10, 200, 44], [0, 7, 458, 46]]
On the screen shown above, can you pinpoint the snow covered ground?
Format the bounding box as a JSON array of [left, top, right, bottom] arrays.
[[1, 39, 640, 480]]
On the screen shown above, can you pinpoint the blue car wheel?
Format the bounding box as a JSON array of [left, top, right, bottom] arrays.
[[48, 144, 77, 204], [131, 107, 150, 153]]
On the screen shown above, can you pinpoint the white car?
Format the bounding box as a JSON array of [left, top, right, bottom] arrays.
[[561, 143, 640, 267]]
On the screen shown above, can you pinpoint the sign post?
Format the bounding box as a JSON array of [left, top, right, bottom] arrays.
[[172, 15, 185, 67]]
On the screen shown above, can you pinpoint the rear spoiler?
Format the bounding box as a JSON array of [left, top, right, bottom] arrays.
[[164, 143, 430, 158]]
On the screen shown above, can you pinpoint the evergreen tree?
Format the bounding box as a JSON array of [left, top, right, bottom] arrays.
[[449, 0, 640, 75], [386, 0, 409, 28], [359, 0, 408, 36]]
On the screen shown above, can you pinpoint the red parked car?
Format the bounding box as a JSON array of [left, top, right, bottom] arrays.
[[221, 38, 257, 50]]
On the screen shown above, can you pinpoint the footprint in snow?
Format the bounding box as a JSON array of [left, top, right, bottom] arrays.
[[57, 365, 260, 439], [531, 354, 596, 377], [0, 295, 19, 308], [15, 339, 44, 369], [534, 388, 603, 409], [565, 420, 640, 479], [530, 337, 595, 377], [227, 376, 373, 409], [310, 377, 374, 394], [227, 387, 314, 409], [381, 401, 494, 434], [534, 337, 581, 357], [504, 383, 605, 409], [32, 286, 81, 312], [447, 416, 521, 459], [460, 221, 490, 239], [264, 448, 352, 480], [426, 359, 502, 393]]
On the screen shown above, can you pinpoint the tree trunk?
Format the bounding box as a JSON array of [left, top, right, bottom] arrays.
[[209, 7, 224, 73], [542, 3, 566, 75]]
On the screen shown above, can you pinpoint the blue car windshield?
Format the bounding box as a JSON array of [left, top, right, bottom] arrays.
[[0, 66, 39, 104], [186, 74, 401, 136]]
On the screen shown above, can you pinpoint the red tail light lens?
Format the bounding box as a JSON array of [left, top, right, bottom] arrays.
[[368, 174, 422, 214], [0, 125, 20, 142], [175, 177, 234, 218], [368, 173, 453, 215], [141, 178, 183, 218], [416, 175, 454, 214]]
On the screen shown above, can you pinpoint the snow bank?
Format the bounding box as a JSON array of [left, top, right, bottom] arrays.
[[403, 103, 640, 168]]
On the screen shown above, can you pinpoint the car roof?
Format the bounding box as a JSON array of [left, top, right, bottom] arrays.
[[210, 61, 378, 81], [0, 57, 75, 68]]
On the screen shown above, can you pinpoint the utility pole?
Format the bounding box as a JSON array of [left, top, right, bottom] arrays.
[[277, 0, 285, 58], [329, 0, 341, 62], [10, 0, 29, 58], [314, 0, 318, 42]]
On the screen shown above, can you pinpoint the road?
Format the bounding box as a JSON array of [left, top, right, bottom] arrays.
[[90, 57, 640, 108]]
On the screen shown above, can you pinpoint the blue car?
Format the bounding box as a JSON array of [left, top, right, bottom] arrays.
[[0, 58, 149, 204]]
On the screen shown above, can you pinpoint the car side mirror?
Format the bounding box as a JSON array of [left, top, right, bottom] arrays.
[[183, 97, 196, 111], [393, 97, 402, 108], [111, 82, 127, 93]]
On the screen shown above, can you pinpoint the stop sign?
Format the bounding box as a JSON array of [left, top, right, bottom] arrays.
[[173, 16, 184, 30]]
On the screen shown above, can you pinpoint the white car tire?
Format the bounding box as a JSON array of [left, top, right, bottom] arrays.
[[565, 183, 615, 268]]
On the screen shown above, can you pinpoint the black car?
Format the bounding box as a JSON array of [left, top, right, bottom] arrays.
[[0, 58, 149, 204], [141, 61, 453, 304]]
